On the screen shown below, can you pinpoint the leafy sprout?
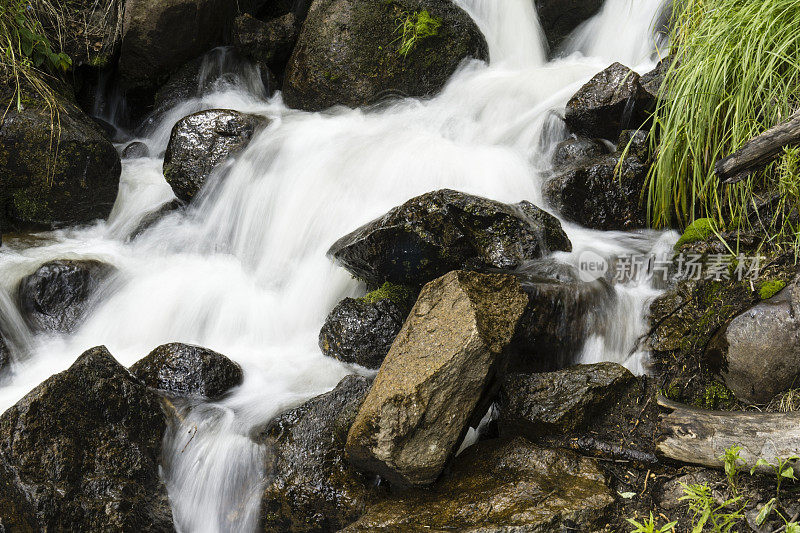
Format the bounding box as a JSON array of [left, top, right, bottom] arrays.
[[395, 10, 442, 58]]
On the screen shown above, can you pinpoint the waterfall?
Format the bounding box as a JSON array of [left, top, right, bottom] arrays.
[[0, 1, 672, 531]]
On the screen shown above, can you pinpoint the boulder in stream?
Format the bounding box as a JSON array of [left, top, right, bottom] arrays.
[[282, 0, 489, 111], [564, 62, 653, 141], [551, 136, 610, 168], [257, 375, 383, 532], [535, 0, 605, 51], [17, 259, 115, 334], [346, 271, 528, 487], [130, 342, 244, 399], [343, 437, 615, 531], [163, 109, 268, 202], [0, 92, 121, 229], [0, 346, 174, 531], [233, 12, 300, 74], [328, 189, 572, 288], [319, 283, 415, 369]]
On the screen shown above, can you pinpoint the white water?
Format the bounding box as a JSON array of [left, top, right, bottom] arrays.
[[0, 1, 674, 531]]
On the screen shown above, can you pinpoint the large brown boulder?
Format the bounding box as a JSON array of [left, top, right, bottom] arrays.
[[0, 346, 174, 531], [282, 0, 489, 111], [346, 271, 528, 487], [343, 437, 615, 532]]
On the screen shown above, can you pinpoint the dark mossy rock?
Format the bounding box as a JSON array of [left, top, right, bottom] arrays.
[[0, 334, 10, 374], [0, 93, 121, 229], [122, 141, 150, 159], [130, 342, 243, 399], [328, 189, 572, 288], [257, 375, 382, 532], [253, 0, 312, 21], [282, 0, 489, 111], [511, 259, 616, 372], [709, 275, 800, 403], [617, 128, 650, 157], [17, 259, 115, 334], [118, 0, 239, 96], [0, 346, 174, 531], [543, 149, 648, 231], [498, 363, 637, 438], [163, 109, 268, 202], [535, 0, 604, 51], [233, 12, 300, 75], [319, 297, 406, 370], [640, 57, 672, 102], [564, 62, 652, 141], [552, 136, 609, 169], [343, 437, 614, 532]]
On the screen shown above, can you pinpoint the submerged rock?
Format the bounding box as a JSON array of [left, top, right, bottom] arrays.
[[258, 375, 382, 532], [346, 271, 528, 487], [709, 277, 800, 403], [163, 109, 268, 202], [0, 334, 9, 374], [343, 437, 614, 531], [130, 342, 243, 399], [319, 295, 408, 370], [328, 189, 571, 288], [118, 0, 238, 95], [282, 0, 489, 111], [564, 62, 652, 141], [128, 199, 184, 241], [17, 259, 115, 334], [122, 141, 150, 159], [0, 346, 174, 531], [543, 149, 648, 230], [0, 94, 121, 229], [498, 363, 637, 438], [535, 0, 604, 51]]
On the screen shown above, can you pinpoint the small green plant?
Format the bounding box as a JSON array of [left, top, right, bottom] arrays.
[[626, 512, 677, 533], [395, 10, 441, 58], [679, 483, 745, 532], [720, 445, 744, 492], [750, 455, 799, 498], [759, 280, 787, 300]]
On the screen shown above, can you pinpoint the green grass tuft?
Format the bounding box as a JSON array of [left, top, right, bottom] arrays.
[[759, 280, 786, 300], [648, 0, 800, 256], [395, 10, 441, 58]]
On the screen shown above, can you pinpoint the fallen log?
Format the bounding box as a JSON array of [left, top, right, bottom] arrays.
[[657, 396, 800, 472], [715, 110, 800, 184]]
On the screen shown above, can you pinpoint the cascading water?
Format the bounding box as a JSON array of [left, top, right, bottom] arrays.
[[0, 0, 675, 531]]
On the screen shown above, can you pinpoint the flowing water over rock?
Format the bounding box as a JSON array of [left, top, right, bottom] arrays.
[[0, 1, 674, 530]]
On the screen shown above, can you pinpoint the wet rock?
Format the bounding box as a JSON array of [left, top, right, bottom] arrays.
[[0, 334, 9, 373], [343, 437, 615, 532], [346, 271, 528, 487], [543, 150, 648, 230], [535, 0, 604, 51], [257, 375, 382, 532], [708, 276, 800, 403], [233, 12, 299, 75], [163, 109, 268, 202], [498, 363, 637, 438], [328, 189, 572, 288], [564, 62, 652, 141], [118, 0, 238, 95], [282, 0, 489, 111], [17, 259, 115, 334], [617, 128, 650, 156], [640, 57, 672, 102], [552, 136, 610, 168], [0, 346, 174, 531], [128, 199, 184, 240], [319, 286, 413, 370], [130, 342, 243, 399], [0, 93, 121, 229], [122, 141, 150, 159], [511, 260, 616, 371]]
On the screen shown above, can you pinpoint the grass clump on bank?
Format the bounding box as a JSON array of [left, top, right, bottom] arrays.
[[648, 0, 800, 255]]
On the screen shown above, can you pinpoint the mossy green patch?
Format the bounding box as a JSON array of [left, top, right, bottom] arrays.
[[759, 280, 786, 300], [359, 282, 415, 309], [675, 218, 716, 248], [692, 381, 736, 410]]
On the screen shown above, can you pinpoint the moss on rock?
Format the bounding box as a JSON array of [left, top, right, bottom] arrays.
[[675, 218, 716, 248], [759, 280, 786, 300]]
